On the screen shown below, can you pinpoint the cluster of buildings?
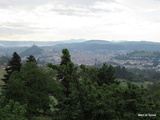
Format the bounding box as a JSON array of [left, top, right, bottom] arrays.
[[1, 48, 160, 71]]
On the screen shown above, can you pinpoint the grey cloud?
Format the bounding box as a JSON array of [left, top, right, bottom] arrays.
[[0, 22, 55, 32], [0, 27, 31, 35], [0, 22, 36, 35], [0, 0, 115, 8], [51, 3, 122, 17], [49, 0, 118, 17], [1, 22, 29, 28], [0, 0, 116, 17], [0, 0, 53, 8], [54, 0, 115, 5], [52, 7, 112, 16]]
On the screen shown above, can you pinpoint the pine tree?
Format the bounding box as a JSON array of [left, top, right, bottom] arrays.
[[48, 49, 77, 97], [60, 49, 78, 97], [60, 49, 71, 66], [97, 63, 119, 86], [2, 52, 21, 86], [26, 55, 37, 64], [57, 49, 71, 80]]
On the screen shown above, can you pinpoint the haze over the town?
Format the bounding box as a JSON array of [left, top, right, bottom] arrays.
[[0, 0, 160, 42]]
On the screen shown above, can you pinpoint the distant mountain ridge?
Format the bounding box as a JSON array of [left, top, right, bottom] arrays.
[[52, 40, 160, 51], [83, 40, 112, 44], [0, 39, 86, 47], [1, 40, 160, 52]]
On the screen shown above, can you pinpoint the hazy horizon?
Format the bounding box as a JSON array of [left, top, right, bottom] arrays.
[[1, 39, 160, 43], [0, 0, 160, 42]]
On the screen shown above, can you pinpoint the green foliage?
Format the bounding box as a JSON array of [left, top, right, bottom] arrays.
[[51, 53, 160, 119], [79, 65, 98, 81], [57, 48, 72, 81], [3, 71, 28, 104], [2, 52, 21, 85], [60, 49, 71, 66], [119, 79, 153, 88], [48, 49, 77, 97], [115, 66, 148, 82], [26, 55, 37, 64], [3, 62, 61, 116], [34, 116, 52, 120], [97, 63, 118, 85], [52, 79, 101, 120], [147, 84, 160, 102], [79, 63, 119, 86], [0, 96, 27, 120], [52, 79, 159, 120], [0, 69, 5, 80], [60, 62, 78, 88], [0, 69, 5, 87], [21, 63, 57, 114], [1, 49, 159, 120]]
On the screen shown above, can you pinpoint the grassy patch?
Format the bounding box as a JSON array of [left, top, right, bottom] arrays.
[[0, 80, 4, 86], [118, 79, 153, 88], [132, 81, 153, 88], [34, 116, 52, 120], [0, 69, 5, 86], [0, 69, 5, 78], [0, 86, 2, 94]]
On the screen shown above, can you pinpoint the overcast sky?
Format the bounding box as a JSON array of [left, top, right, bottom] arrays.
[[0, 0, 160, 42]]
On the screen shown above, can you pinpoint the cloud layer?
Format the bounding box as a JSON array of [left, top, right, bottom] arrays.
[[0, 0, 160, 41]]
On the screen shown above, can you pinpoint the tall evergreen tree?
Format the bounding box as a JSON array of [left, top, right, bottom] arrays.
[[60, 49, 71, 66], [97, 63, 119, 86], [26, 55, 37, 64], [57, 48, 72, 80], [2, 52, 21, 86], [59, 49, 77, 96], [48, 49, 77, 97]]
